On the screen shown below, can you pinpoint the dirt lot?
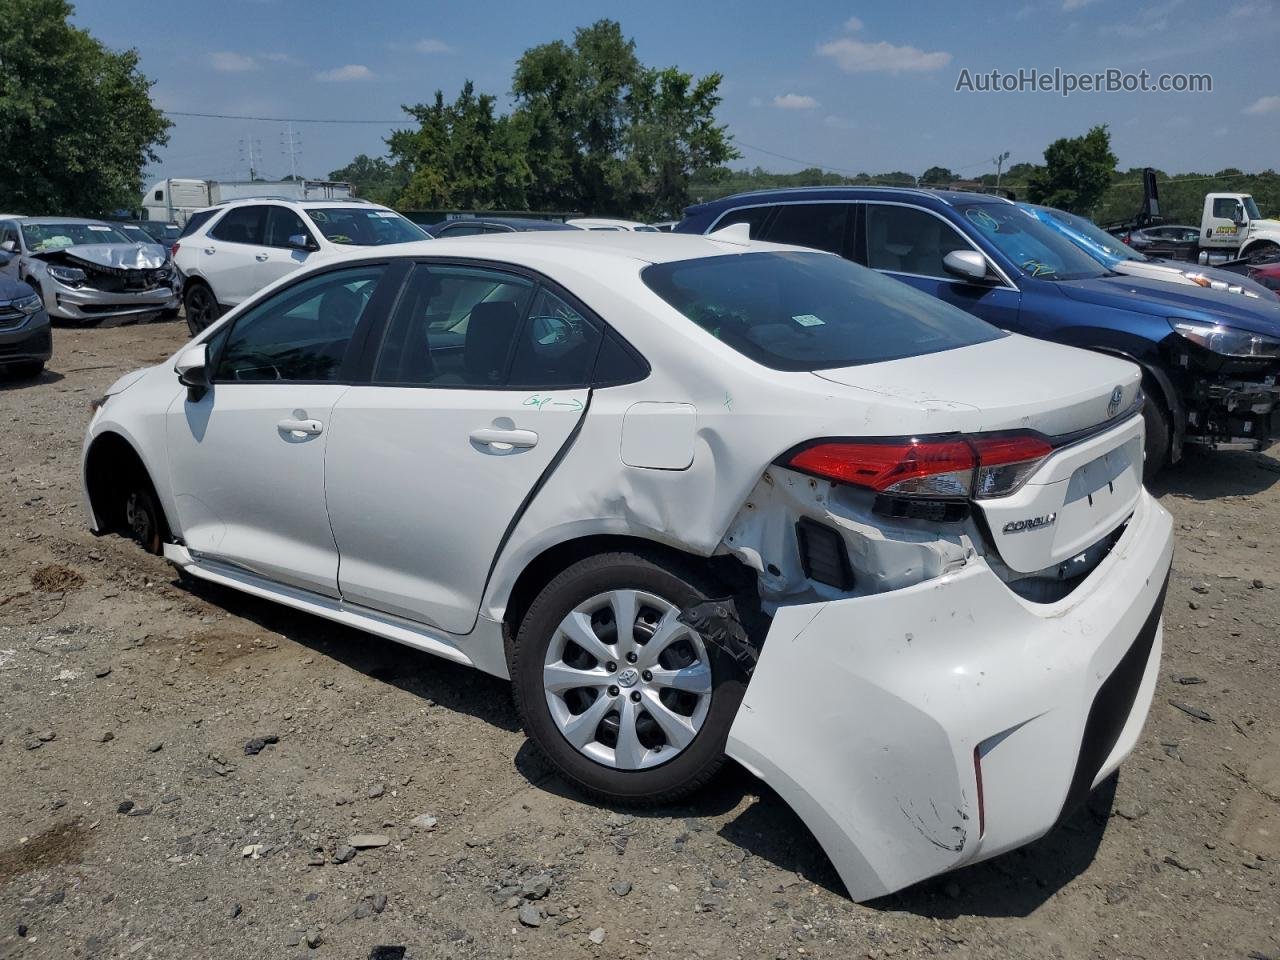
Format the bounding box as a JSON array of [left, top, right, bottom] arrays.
[[1, 320, 1278, 960]]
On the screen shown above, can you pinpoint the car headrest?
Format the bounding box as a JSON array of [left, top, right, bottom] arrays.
[[464, 301, 520, 382]]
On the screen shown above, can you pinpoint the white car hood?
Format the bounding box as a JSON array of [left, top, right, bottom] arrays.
[[34, 243, 169, 270]]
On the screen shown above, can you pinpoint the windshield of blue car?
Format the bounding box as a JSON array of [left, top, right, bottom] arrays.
[[304, 208, 428, 245], [1032, 205, 1147, 264], [642, 250, 1004, 371], [21, 221, 131, 249], [956, 202, 1110, 280]]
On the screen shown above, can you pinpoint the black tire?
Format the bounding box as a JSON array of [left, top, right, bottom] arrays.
[[1141, 382, 1171, 481], [5, 361, 44, 380], [1246, 241, 1278, 263], [511, 551, 748, 806], [123, 483, 165, 556], [184, 282, 220, 336]]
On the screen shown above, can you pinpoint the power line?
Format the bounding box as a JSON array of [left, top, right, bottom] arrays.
[[166, 110, 407, 125]]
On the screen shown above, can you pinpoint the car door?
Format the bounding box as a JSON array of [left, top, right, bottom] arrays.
[[200, 204, 269, 306], [257, 205, 318, 289], [324, 262, 599, 634], [861, 202, 1021, 329], [165, 262, 394, 595]]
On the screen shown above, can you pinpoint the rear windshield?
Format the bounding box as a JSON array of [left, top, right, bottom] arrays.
[[304, 207, 428, 245], [641, 250, 1004, 371]]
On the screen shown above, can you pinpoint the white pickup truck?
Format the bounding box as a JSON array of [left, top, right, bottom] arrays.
[[1198, 192, 1280, 263]]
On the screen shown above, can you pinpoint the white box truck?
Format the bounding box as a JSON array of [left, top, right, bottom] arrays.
[[141, 179, 354, 225]]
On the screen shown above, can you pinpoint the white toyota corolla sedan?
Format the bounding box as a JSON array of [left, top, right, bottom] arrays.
[[81, 229, 1173, 900]]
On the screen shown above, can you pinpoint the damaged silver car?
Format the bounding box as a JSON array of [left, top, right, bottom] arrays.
[[0, 218, 180, 326]]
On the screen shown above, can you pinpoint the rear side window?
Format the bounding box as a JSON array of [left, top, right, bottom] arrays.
[[641, 250, 1003, 372], [763, 204, 849, 255], [209, 205, 266, 245], [179, 209, 217, 238], [373, 265, 535, 386]]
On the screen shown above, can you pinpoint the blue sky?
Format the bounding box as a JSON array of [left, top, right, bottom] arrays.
[[73, 0, 1280, 187]]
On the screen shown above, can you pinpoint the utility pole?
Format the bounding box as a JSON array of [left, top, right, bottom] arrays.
[[993, 151, 1011, 188], [239, 137, 263, 181]]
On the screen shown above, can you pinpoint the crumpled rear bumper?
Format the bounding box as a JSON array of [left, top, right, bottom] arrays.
[[726, 489, 1174, 901]]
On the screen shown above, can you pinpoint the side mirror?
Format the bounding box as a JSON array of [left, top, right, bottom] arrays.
[[0, 240, 15, 253], [943, 249, 992, 282], [1234, 203, 1249, 226], [288, 233, 319, 252], [175, 343, 211, 399]]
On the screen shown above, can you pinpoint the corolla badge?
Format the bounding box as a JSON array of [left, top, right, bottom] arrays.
[[1002, 513, 1057, 534], [1107, 386, 1124, 417]]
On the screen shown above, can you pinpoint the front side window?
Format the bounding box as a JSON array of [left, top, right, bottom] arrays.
[[763, 204, 849, 255], [865, 204, 972, 278], [956, 202, 1107, 280], [209, 206, 266, 245], [215, 265, 384, 382], [642, 250, 1003, 372], [304, 207, 428, 245], [373, 265, 535, 386], [265, 207, 313, 248], [180, 209, 217, 239]]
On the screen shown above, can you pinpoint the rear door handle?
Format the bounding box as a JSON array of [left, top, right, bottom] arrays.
[[278, 417, 323, 437], [469, 427, 538, 449], [255, 253, 269, 261], [203, 246, 216, 255]]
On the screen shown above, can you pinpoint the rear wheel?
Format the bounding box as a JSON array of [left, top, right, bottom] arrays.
[[511, 551, 746, 805], [184, 282, 220, 336], [1141, 380, 1171, 481]]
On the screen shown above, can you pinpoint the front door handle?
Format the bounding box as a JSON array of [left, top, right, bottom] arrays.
[[469, 427, 538, 449], [255, 253, 269, 262], [278, 417, 323, 437], [203, 246, 216, 255]]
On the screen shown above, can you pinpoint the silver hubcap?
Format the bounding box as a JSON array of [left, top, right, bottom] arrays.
[[125, 492, 150, 542], [543, 589, 713, 770]]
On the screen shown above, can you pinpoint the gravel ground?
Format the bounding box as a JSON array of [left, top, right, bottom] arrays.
[[1, 320, 1278, 960]]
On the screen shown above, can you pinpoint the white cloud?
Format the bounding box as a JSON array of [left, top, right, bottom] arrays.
[[1063, 0, 1101, 9], [844, 15, 864, 31], [314, 64, 374, 82], [414, 38, 454, 54], [1243, 95, 1280, 114], [209, 51, 259, 72], [818, 36, 951, 73], [773, 93, 819, 110]]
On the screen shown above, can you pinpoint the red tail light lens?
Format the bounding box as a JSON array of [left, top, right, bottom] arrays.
[[170, 241, 180, 258], [787, 432, 1052, 502]]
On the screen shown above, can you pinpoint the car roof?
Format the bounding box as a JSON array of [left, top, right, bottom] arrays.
[[207, 198, 393, 212], [311, 229, 809, 268], [687, 185, 1014, 214]]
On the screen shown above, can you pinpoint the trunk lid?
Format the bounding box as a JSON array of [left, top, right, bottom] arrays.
[[813, 334, 1144, 574]]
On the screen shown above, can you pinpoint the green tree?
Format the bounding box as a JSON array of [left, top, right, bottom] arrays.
[[0, 0, 170, 215], [1025, 124, 1117, 214], [328, 154, 408, 207], [388, 81, 532, 210], [920, 166, 955, 185], [512, 19, 735, 218]]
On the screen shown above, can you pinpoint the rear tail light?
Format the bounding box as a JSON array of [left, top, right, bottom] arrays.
[[786, 432, 1052, 503], [170, 241, 180, 258]]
